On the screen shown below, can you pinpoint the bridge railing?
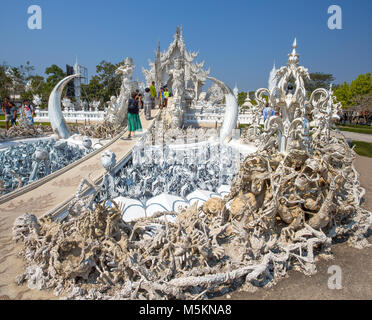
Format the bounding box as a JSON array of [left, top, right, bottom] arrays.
[[34, 109, 106, 122]]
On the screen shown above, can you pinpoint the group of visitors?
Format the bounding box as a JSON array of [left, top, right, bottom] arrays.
[[126, 81, 171, 138], [339, 110, 372, 126], [1, 97, 34, 130], [263, 104, 276, 121]]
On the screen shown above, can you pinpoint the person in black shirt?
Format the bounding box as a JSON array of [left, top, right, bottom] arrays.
[[127, 92, 142, 138]]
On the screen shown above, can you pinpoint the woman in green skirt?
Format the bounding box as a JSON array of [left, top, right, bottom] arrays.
[[127, 91, 142, 138]]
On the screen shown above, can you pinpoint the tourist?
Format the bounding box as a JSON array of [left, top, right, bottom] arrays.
[[1, 97, 12, 131], [143, 88, 152, 120], [135, 90, 143, 110], [127, 91, 142, 139], [23, 100, 34, 125], [150, 81, 157, 108], [10, 102, 17, 126], [158, 87, 164, 109], [263, 104, 275, 121], [162, 87, 169, 108]]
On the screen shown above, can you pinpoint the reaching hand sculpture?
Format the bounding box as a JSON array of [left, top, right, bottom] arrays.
[[101, 150, 118, 200], [28, 147, 50, 183]]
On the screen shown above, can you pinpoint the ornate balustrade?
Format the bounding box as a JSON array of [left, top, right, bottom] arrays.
[[184, 111, 256, 125], [34, 109, 106, 123]]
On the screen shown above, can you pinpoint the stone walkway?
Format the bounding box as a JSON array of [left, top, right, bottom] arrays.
[[341, 131, 372, 143], [0, 109, 158, 300]]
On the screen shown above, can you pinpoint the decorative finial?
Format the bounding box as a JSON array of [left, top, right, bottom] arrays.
[[157, 39, 161, 55], [288, 38, 299, 66]]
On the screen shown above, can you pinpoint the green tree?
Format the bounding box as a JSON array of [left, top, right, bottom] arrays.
[[248, 91, 258, 105], [238, 91, 258, 108], [26, 75, 47, 107], [81, 76, 104, 103], [43, 64, 66, 103], [306, 73, 335, 93], [334, 73, 372, 109], [19, 61, 35, 80], [349, 73, 372, 97], [334, 82, 351, 108], [0, 64, 12, 100], [94, 60, 123, 102], [45, 64, 66, 88], [238, 92, 247, 106], [28, 75, 45, 95]]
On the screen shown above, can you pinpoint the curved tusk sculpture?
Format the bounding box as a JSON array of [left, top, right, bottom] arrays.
[[48, 74, 81, 139], [207, 76, 238, 143]]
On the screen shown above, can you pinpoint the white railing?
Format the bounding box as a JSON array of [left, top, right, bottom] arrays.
[[34, 109, 106, 122], [184, 112, 256, 125], [33, 108, 256, 125]]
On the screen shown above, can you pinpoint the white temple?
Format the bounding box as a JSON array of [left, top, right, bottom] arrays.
[[142, 26, 210, 102]]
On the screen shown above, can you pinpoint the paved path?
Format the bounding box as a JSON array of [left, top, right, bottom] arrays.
[[341, 130, 372, 143], [0, 109, 159, 300]]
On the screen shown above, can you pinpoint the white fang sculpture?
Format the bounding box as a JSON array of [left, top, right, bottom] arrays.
[[207, 76, 238, 143], [48, 74, 81, 139]]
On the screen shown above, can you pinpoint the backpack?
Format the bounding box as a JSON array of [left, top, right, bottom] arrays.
[[128, 99, 138, 113]]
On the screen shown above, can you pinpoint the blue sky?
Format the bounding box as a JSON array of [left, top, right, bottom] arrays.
[[0, 0, 371, 91]]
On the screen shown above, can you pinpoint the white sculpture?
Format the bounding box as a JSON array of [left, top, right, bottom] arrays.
[[62, 98, 73, 111], [48, 74, 81, 139], [189, 61, 210, 100], [116, 57, 136, 96], [143, 27, 209, 103], [233, 84, 239, 100], [242, 93, 253, 108], [32, 94, 42, 107], [32, 94, 42, 116], [90, 100, 101, 112], [81, 100, 89, 111], [169, 56, 185, 99], [265, 39, 310, 154], [309, 85, 342, 143], [106, 96, 119, 123], [268, 62, 278, 93], [105, 57, 137, 127], [206, 83, 224, 106], [207, 76, 238, 143]]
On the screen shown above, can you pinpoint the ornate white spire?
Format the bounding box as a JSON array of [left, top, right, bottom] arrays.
[[243, 92, 253, 108], [288, 38, 299, 66], [268, 61, 278, 93]]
